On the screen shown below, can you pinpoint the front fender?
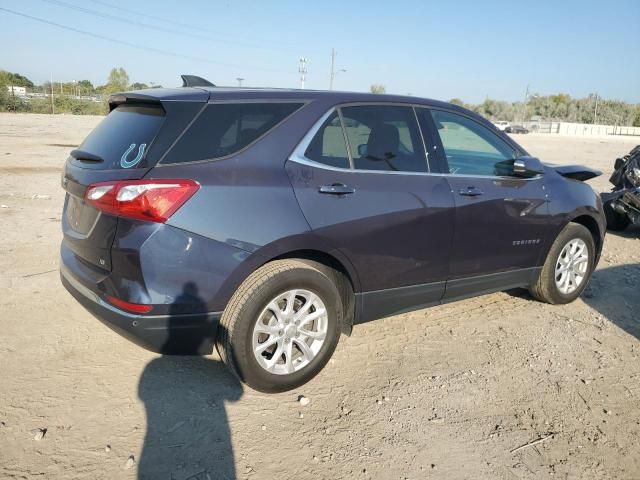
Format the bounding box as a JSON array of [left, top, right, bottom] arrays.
[[544, 168, 606, 261]]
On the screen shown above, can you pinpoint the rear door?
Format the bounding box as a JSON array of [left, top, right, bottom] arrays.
[[420, 108, 549, 299], [286, 104, 455, 321]]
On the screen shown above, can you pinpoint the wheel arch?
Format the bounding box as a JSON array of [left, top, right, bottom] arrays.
[[568, 213, 603, 259], [270, 249, 354, 286], [213, 237, 360, 335], [268, 249, 357, 336], [536, 209, 604, 275]]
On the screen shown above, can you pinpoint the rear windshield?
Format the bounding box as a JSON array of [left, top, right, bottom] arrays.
[[161, 102, 304, 164], [76, 105, 164, 169]]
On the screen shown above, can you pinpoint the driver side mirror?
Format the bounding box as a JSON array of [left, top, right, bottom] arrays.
[[357, 144, 368, 157], [513, 156, 544, 177]]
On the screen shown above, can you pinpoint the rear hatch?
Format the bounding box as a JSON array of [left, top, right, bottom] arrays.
[[61, 92, 207, 271]]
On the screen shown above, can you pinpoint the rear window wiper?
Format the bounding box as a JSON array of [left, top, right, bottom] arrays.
[[70, 149, 104, 163]]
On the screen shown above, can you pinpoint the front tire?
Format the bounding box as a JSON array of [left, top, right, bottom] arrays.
[[529, 223, 595, 304], [216, 259, 343, 393]]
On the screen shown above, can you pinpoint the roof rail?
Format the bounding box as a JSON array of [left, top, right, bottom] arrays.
[[181, 75, 216, 88]]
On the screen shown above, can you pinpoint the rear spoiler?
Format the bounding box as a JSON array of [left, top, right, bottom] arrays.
[[107, 75, 215, 111], [551, 164, 602, 181], [108, 92, 162, 112]]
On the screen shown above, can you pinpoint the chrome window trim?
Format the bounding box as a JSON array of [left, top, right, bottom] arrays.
[[289, 105, 540, 181], [290, 107, 344, 167]]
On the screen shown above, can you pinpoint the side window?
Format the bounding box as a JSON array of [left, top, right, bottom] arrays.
[[341, 105, 428, 172], [304, 111, 350, 169], [430, 109, 516, 176], [163, 102, 303, 164]]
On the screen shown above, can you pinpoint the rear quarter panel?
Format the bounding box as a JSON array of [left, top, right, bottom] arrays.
[[145, 99, 350, 309]]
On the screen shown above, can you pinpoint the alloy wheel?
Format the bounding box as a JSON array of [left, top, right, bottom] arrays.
[[252, 289, 328, 375], [554, 238, 589, 295]]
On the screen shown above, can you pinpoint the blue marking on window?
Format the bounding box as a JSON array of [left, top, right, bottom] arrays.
[[120, 143, 147, 168]]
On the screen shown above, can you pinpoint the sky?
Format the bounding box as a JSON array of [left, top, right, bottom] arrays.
[[1, 0, 638, 103]]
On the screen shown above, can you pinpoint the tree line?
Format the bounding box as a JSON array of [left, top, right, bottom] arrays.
[[450, 94, 640, 127], [0, 67, 162, 115], [370, 85, 639, 127], [1, 68, 638, 126]]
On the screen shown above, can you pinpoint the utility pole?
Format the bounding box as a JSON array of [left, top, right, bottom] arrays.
[[329, 48, 336, 90], [329, 49, 347, 90], [50, 73, 54, 115], [521, 84, 530, 123], [298, 57, 308, 89], [236, 77, 244, 87], [593, 93, 599, 125]]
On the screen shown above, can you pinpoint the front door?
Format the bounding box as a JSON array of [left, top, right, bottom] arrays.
[[423, 108, 549, 299], [286, 105, 455, 321]]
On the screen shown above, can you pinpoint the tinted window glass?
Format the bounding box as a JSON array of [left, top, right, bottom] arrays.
[[341, 105, 427, 172], [304, 111, 350, 168], [164, 102, 303, 164], [430, 109, 516, 176], [77, 105, 164, 169]]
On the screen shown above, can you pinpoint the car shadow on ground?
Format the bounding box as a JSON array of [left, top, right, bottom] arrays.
[[583, 262, 640, 341], [138, 283, 243, 480], [606, 223, 640, 239], [506, 261, 640, 341]]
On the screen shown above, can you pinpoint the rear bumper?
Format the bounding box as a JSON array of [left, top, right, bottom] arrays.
[[61, 264, 220, 355]]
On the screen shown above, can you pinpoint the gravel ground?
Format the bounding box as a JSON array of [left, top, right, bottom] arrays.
[[0, 113, 639, 480]]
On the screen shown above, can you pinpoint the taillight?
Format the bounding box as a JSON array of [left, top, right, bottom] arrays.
[[84, 179, 199, 223]]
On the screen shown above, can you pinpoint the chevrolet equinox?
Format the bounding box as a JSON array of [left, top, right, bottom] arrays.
[[60, 76, 606, 392]]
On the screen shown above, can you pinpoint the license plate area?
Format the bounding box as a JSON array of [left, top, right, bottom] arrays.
[[65, 193, 100, 236]]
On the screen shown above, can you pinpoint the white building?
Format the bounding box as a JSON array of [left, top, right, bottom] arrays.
[[6, 86, 27, 97]]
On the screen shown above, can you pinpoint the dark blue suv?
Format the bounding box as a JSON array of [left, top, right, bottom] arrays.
[[61, 77, 605, 392]]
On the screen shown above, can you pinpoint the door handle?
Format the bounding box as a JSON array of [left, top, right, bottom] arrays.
[[319, 183, 355, 195], [458, 187, 484, 197]]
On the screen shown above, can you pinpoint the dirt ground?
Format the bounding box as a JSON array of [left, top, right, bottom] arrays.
[[1, 113, 639, 480]]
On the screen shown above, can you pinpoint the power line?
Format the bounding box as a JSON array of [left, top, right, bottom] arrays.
[[87, 0, 321, 56], [41, 0, 301, 55], [41, 0, 213, 40], [0, 6, 280, 73], [87, 0, 226, 35]]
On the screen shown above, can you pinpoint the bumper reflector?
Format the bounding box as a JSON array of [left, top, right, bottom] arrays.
[[105, 294, 153, 314]]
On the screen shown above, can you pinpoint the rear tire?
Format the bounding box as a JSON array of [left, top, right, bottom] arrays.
[[529, 223, 595, 304], [603, 199, 630, 231], [216, 259, 343, 393]]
